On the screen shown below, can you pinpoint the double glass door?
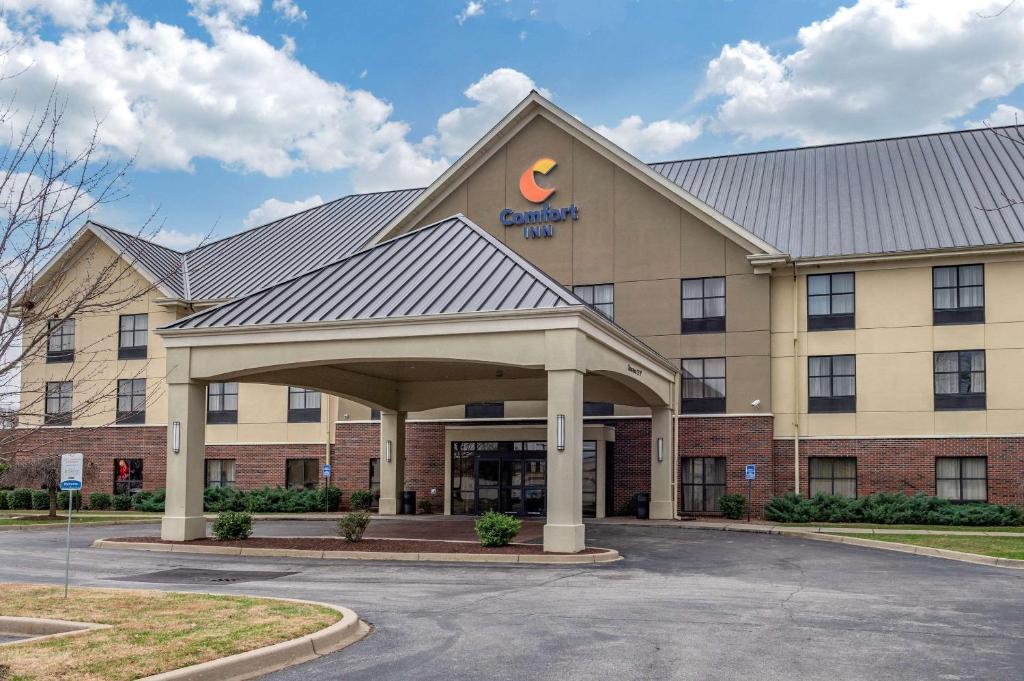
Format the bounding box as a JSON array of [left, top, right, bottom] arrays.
[[476, 453, 547, 516]]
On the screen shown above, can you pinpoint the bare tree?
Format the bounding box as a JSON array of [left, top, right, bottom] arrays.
[[0, 452, 96, 517]]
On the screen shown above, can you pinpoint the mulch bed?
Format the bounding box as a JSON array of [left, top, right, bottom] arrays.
[[110, 536, 603, 555]]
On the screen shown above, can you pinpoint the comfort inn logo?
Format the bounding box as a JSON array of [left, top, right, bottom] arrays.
[[499, 157, 580, 239]]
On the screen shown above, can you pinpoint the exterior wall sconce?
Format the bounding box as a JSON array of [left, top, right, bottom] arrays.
[[556, 414, 565, 451], [657, 437, 664, 463], [385, 439, 393, 463], [172, 421, 181, 453]]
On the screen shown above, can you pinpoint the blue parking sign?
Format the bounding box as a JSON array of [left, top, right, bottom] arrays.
[[322, 464, 332, 478], [745, 464, 756, 481]]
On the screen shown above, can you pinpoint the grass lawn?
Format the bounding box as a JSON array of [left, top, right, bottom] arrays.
[[868, 534, 1024, 560], [0, 584, 339, 681], [0, 513, 157, 527], [781, 523, 1024, 533]]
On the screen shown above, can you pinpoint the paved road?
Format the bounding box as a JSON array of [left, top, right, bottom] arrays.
[[1, 520, 1022, 680]]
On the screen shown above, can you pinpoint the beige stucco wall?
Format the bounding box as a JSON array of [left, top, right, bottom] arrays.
[[772, 251, 1024, 437]]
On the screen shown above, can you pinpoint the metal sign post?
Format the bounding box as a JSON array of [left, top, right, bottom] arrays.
[[322, 464, 332, 513], [744, 464, 756, 523], [60, 453, 84, 599]]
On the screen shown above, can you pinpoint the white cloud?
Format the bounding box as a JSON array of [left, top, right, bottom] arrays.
[[519, 30, 527, 41], [595, 115, 702, 158], [456, 0, 484, 25], [0, 0, 123, 29], [243, 194, 323, 228], [272, 0, 306, 22], [967, 103, 1024, 128], [703, 0, 1024, 144], [151, 228, 205, 250]]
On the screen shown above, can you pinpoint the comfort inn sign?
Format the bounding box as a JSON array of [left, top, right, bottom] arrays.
[[499, 157, 580, 239]]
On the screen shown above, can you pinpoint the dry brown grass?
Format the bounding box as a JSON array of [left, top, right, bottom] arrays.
[[0, 583, 338, 681]]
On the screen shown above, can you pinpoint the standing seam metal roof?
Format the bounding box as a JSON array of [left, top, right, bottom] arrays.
[[90, 222, 187, 297]]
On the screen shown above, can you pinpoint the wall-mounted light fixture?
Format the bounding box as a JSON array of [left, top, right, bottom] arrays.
[[556, 414, 565, 451], [385, 439, 393, 463], [657, 437, 664, 463], [172, 421, 181, 453]]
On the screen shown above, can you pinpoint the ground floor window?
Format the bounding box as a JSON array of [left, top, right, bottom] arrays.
[[369, 457, 380, 509], [936, 457, 987, 502], [682, 457, 725, 512], [114, 458, 143, 496], [285, 458, 319, 490], [808, 457, 857, 498], [205, 459, 236, 488]]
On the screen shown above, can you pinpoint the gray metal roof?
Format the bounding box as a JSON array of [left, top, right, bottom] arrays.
[[649, 126, 1024, 258], [164, 215, 580, 331], [90, 222, 187, 296]]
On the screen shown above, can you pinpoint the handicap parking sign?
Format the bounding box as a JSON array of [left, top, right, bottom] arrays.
[[745, 464, 756, 481]]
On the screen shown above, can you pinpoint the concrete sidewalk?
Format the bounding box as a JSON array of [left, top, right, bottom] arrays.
[[586, 516, 1024, 537]]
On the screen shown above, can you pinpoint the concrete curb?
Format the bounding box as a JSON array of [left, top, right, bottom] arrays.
[[92, 538, 620, 565], [138, 596, 367, 681], [0, 616, 112, 646]]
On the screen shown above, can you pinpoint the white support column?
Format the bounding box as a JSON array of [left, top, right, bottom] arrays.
[[544, 369, 585, 553], [161, 380, 207, 541], [650, 406, 674, 520], [378, 410, 406, 515]]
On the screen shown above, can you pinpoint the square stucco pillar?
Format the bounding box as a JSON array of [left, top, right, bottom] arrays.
[[544, 369, 585, 553], [378, 410, 406, 515], [161, 380, 207, 541], [650, 406, 675, 520]]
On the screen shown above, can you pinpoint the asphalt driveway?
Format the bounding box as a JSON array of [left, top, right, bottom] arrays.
[[0, 520, 1021, 680]]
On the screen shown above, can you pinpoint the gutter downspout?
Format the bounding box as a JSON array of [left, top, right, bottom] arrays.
[[672, 369, 680, 519], [792, 263, 801, 495]]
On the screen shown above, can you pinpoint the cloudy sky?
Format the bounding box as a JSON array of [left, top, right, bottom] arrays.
[[5, 0, 1024, 246]]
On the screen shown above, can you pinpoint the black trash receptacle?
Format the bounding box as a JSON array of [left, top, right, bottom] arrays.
[[401, 490, 417, 515], [635, 492, 650, 520]]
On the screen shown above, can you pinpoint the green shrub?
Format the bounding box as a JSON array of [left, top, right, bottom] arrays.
[[203, 486, 246, 512], [474, 510, 522, 547], [0, 490, 8, 510], [348, 489, 374, 511], [337, 510, 371, 542], [9, 488, 32, 510], [319, 485, 342, 512], [718, 493, 746, 520], [31, 490, 49, 510], [89, 492, 112, 510], [56, 491, 82, 511], [763, 491, 1024, 526], [418, 499, 433, 514], [131, 489, 165, 513], [111, 494, 132, 511], [212, 511, 253, 541]]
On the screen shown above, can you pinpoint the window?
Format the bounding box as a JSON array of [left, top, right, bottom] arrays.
[[46, 318, 75, 363], [682, 457, 726, 512], [207, 382, 239, 424], [573, 283, 614, 320], [465, 402, 504, 418], [933, 265, 984, 325], [287, 387, 321, 423], [681, 277, 725, 333], [286, 458, 319, 489], [369, 457, 380, 509], [118, 314, 148, 359], [808, 458, 857, 498], [807, 272, 855, 330], [583, 401, 614, 416], [681, 358, 725, 413], [116, 378, 146, 424], [44, 381, 72, 425], [808, 355, 856, 413], [205, 459, 236, 488], [934, 350, 986, 410], [113, 458, 143, 496], [936, 457, 987, 502], [370, 409, 381, 420]]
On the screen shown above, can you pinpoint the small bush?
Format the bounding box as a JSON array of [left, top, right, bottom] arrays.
[[418, 499, 433, 514], [56, 491, 82, 511], [212, 511, 253, 541], [31, 490, 49, 510], [89, 492, 112, 510], [111, 494, 132, 511], [348, 489, 374, 511], [0, 490, 8, 510], [474, 510, 522, 547], [764, 491, 1024, 526], [319, 485, 342, 512], [337, 511, 371, 542], [719, 493, 746, 520], [131, 489, 165, 513], [9, 488, 32, 510]]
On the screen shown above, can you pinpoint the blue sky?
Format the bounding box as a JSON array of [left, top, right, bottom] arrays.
[[5, 0, 1024, 246]]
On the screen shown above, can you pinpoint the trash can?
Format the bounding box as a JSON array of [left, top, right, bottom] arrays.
[[635, 492, 650, 520], [401, 490, 417, 515]]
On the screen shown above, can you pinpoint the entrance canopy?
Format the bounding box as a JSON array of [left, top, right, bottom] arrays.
[[155, 215, 678, 552]]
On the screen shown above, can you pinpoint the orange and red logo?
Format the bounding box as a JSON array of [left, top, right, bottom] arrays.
[[519, 157, 557, 203]]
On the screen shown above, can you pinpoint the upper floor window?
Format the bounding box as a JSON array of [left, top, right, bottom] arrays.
[[807, 273, 855, 331], [933, 265, 984, 325], [44, 381, 72, 425], [46, 318, 75, 363], [681, 277, 725, 333], [808, 355, 856, 413], [116, 378, 146, 424], [681, 357, 725, 414], [118, 314, 148, 359], [573, 284, 614, 320], [207, 382, 239, 424], [934, 350, 985, 411], [287, 387, 321, 423], [936, 457, 987, 502], [465, 402, 504, 419]]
